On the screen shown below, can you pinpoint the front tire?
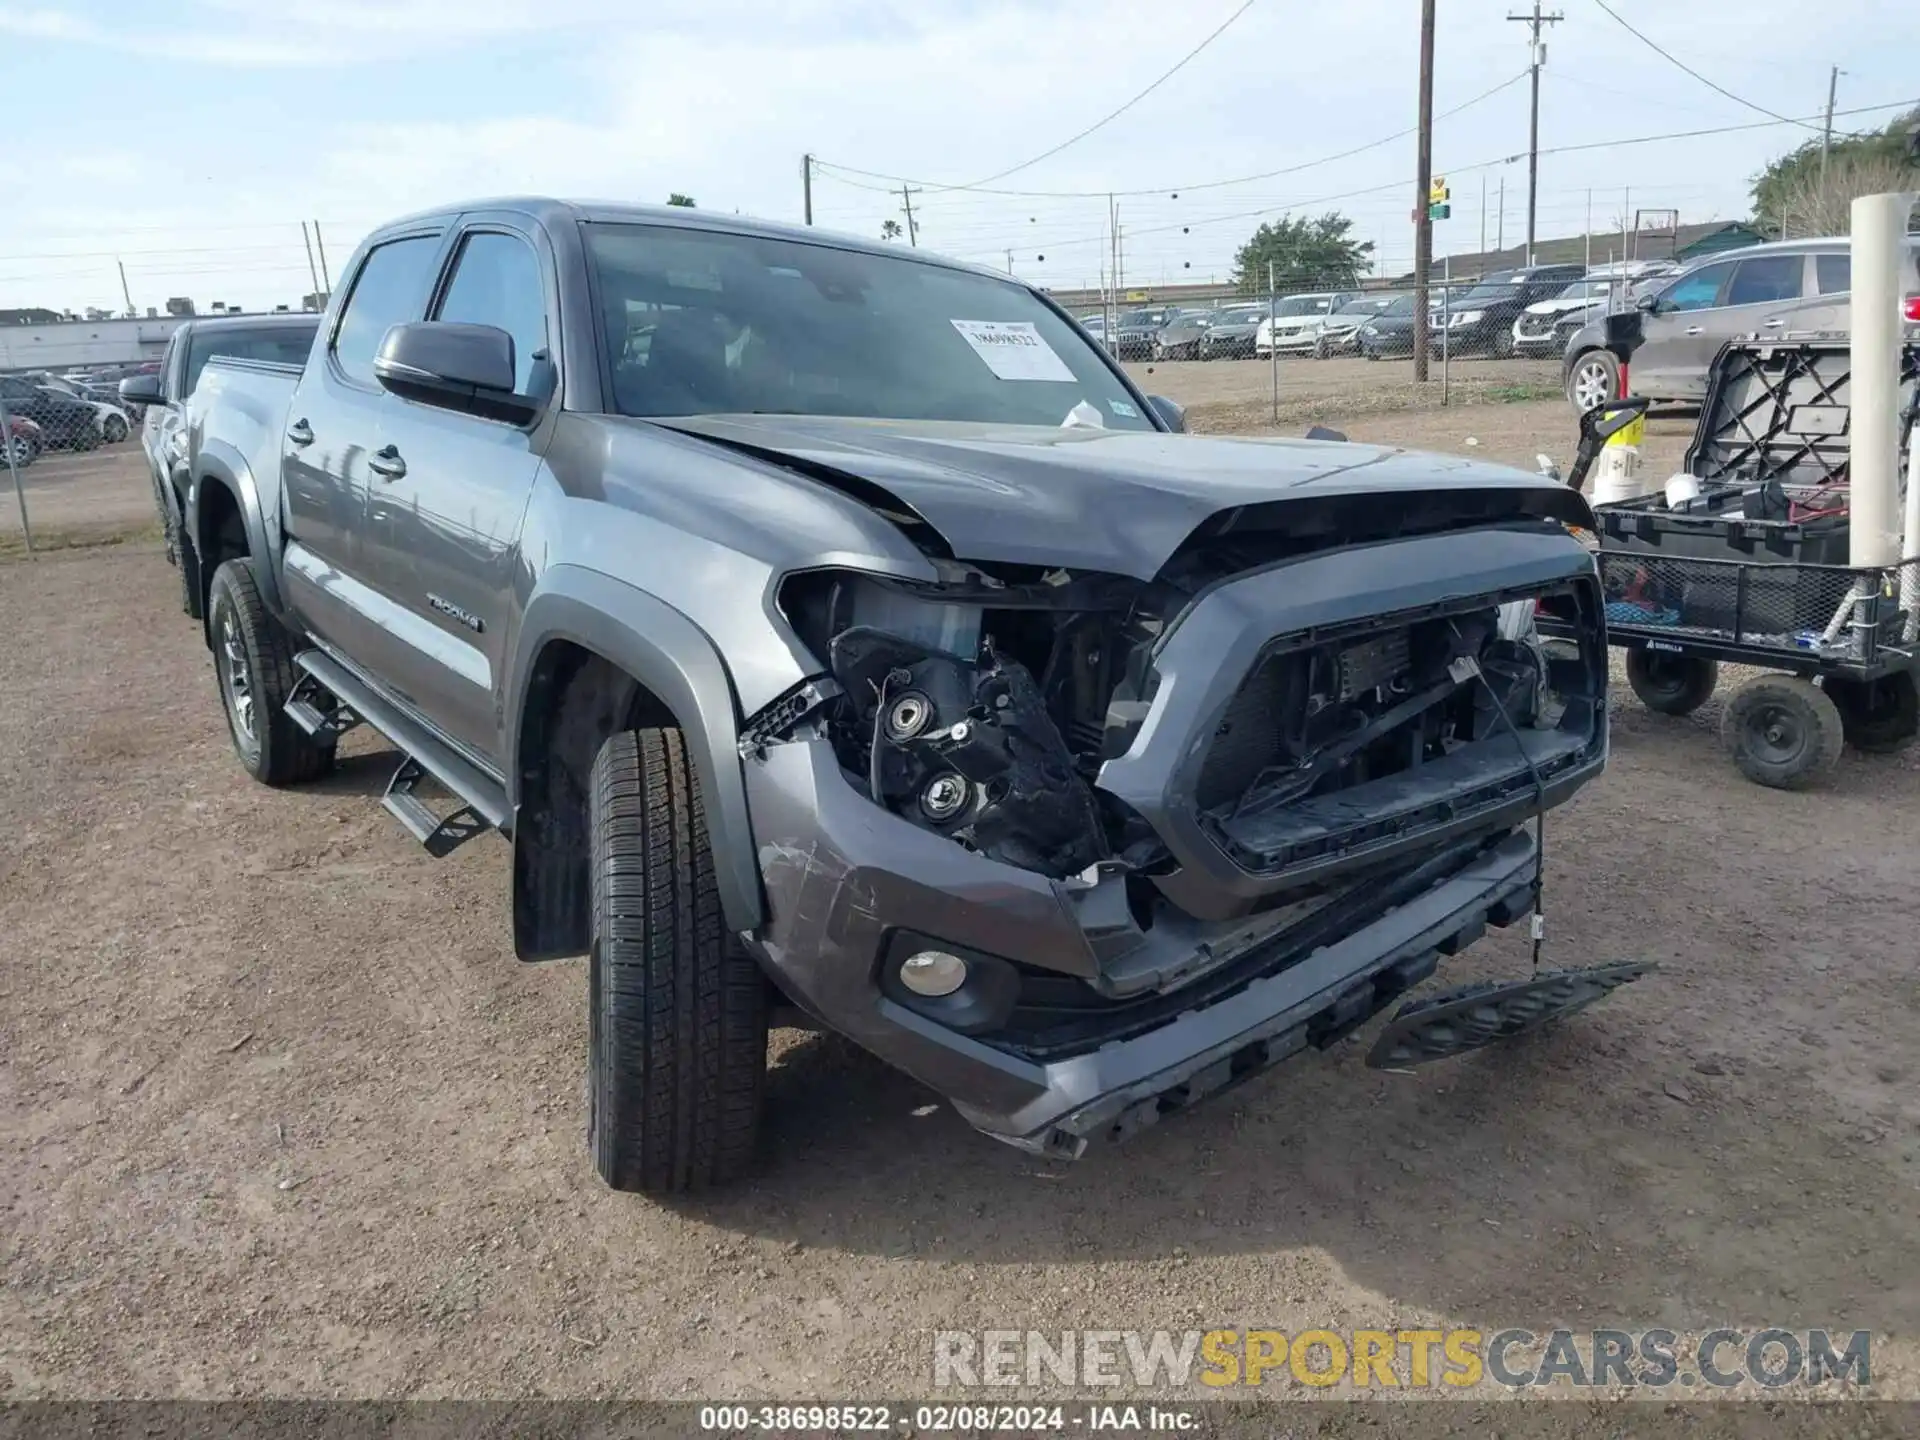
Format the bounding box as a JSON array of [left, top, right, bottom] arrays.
[[588, 727, 767, 1195], [206, 559, 334, 786], [104, 414, 128, 443]]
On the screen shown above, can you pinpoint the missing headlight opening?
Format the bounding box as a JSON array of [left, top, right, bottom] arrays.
[[776, 564, 1600, 886]]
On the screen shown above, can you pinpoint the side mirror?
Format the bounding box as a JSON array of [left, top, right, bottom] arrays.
[[118, 373, 164, 407], [1146, 394, 1186, 432], [374, 321, 543, 425], [1635, 292, 1660, 314]]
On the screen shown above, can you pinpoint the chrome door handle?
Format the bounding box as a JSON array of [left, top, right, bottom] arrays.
[[368, 444, 407, 481], [1684, 326, 1705, 336], [1762, 317, 1786, 328], [287, 418, 314, 445]]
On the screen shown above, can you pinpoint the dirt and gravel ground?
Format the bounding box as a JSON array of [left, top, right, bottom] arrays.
[[3, 390, 1918, 1417]]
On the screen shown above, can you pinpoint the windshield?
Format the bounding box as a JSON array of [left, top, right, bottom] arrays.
[[1118, 309, 1168, 328], [184, 324, 318, 396], [1272, 295, 1330, 317], [1339, 296, 1392, 315], [587, 224, 1155, 430], [1220, 306, 1268, 324], [1451, 272, 1521, 305]]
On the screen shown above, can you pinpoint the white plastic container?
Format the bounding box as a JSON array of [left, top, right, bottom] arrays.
[[1587, 406, 1652, 505]]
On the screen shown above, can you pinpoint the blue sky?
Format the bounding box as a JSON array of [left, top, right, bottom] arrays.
[[0, 0, 1914, 312]]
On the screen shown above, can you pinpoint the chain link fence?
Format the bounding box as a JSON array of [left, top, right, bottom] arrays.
[[0, 360, 158, 556], [1059, 260, 1676, 423]]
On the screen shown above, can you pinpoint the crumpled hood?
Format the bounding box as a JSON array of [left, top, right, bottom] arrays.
[[651, 413, 1584, 581]]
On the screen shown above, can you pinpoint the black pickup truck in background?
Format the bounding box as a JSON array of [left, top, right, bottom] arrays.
[[119, 313, 320, 573], [175, 198, 1610, 1195]]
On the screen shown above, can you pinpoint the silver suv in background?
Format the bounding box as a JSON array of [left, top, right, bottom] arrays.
[[1561, 236, 1920, 410]]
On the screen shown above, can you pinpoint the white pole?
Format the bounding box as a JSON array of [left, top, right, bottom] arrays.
[[1849, 191, 1915, 569], [1902, 425, 1920, 641]]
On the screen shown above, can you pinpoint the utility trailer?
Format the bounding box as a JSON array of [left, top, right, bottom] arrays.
[[1548, 337, 1920, 788]]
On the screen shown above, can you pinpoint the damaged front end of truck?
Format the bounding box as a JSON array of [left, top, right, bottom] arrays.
[[734, 473, 1611, 1156]]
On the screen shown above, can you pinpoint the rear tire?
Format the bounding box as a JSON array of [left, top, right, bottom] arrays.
[[1824, 672, 1920, 754], [1625, 650, 1718, 717], [1721, 674, 1843, 789], [588, 727, 767, 1195], [205, 559, 335, 786], [1568, 350, 1620, 413]]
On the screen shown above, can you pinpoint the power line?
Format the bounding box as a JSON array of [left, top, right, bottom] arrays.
[[814, 71, 1530, 201], [957, 0, 1258, 188], [1587, 0, 1823, 133], [921, 95, 1919, 260]]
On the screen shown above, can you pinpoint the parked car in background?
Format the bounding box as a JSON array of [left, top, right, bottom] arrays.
[[1315, 294, 1403, 357], [34, 373, 134, 442], [1561, 235, 1920, 410], [1111, 307, 1173, 359], [0, 374, 103, 451], [1254, 292, 1358, 357], [1355, 292, 1443, 359], [1434, 264, 1587, 358], [1196, 303, 1273, 360], [1151, 308, 1216, 361], [2, 413, 43, 468], [120, 312, 322, 568], [1513, 267, 1681, 358]]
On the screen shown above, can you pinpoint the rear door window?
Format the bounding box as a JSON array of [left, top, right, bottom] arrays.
[[1815, 254, 1851, 295], [1726, 254, 1806, 306], [331, 235, 443, 386]]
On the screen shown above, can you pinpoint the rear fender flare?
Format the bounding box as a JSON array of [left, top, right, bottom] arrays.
[[190, 439, 284, 615], [508, 565, 765, 933]]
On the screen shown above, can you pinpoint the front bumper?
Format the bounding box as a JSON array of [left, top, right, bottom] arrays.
[[744, 736, 1543, 1157]]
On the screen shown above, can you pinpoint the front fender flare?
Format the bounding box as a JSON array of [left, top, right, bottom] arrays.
[[508, 565, 765, 933], [190, 438, 284, 615]]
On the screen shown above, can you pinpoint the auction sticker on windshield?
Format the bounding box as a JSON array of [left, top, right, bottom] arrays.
[[950, 320, 1075, 382]]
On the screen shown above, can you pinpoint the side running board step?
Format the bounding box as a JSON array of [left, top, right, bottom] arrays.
[[292, 649, 512, 849], [283, 672, 365, 741], [383, 757, 488, 858]]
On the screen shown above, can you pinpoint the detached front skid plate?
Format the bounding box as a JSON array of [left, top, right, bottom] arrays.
[[1365, 961, 1657, 1069]]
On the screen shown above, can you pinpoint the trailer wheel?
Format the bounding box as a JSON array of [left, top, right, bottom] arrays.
[[1625, 650, 1719, 717], [1823, 672, 1920, 754], [1721, 675, 1844, 789]]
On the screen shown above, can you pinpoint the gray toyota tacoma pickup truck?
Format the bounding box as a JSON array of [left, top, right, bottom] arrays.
[[180, 198, 1611, 1195]]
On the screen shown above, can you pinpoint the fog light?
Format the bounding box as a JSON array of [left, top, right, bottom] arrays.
[[900, 949, 968, 997]]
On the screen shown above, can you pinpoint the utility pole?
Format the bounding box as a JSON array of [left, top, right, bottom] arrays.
[[1006, 249, 1014, 274], [117, 260, 135, 317], [312, 222, 331, 292], [802, 153, 814, 225], [1820, 67, 1840, 184], [301, 222, 321, 302], [1480, 176, 1488, 257], [1498, 176, 1506, 255], [900, 186, 918, 247], [1509, 1, 1564, 265], [1413, 0, 1436, 382]]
